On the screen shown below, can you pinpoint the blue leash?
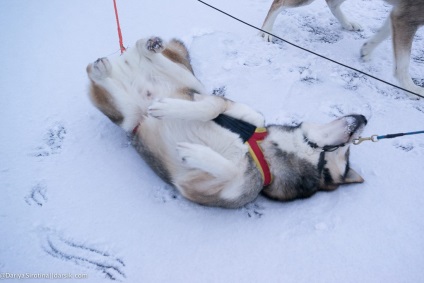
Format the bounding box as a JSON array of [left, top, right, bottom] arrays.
[[353, 131, 424, 145]]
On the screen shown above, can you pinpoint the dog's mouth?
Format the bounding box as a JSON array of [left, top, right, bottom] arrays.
[[313, 115, 367, 189], [303, 114, 368, 151]]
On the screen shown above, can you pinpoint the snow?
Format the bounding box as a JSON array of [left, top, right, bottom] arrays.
[[1, 0, 423, 282]]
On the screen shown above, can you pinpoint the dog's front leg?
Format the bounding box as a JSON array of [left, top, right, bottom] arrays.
[[260, 0, 286, 42], [148, 95, 227, 121], [148, 93, 265, 127], [222, 101, 265, 128], [326, 0, 361, 31]]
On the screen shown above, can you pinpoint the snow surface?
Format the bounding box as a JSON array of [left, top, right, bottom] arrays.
[[1, 0, 424, 282]]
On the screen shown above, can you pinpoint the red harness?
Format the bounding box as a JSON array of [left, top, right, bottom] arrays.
[[132, 124, 140, 135], [246, 128, 272, 187]]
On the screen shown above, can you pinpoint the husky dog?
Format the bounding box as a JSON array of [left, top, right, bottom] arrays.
[[361, 0, 424, 98], [86, 36, 367, 208], [261, 0, 361, 42]]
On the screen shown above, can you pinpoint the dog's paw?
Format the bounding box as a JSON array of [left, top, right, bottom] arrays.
[[148, 98, 171, 119], [146, 37, 164, 53], [405, 88, 423, 100], [176, 142, 210, 169], [148, 98, 187, 119], [88, 58, 112, 80], [260, 31, 274, 43], [396, 80, 424, 100], [342, 20, 362, 31], [360, 42, 373, 61]]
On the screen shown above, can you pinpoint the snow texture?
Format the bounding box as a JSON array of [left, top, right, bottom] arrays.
[[0, 0, 423, 282]]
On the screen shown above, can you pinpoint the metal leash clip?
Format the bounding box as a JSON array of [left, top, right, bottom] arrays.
[[353, 135, 379, 145]]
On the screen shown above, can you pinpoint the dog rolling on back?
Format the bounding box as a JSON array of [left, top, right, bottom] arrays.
[[87, 36, 367, 208], [261, 0, 361, 42], [361, 0, 424, 98]]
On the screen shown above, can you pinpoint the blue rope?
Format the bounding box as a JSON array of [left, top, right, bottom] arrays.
[[377, 131, 424, 141], [354, 130, 424, 144]]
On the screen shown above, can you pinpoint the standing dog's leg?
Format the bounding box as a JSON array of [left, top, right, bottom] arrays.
[[261, 0, 315, 42], [326, 0, 361, 31], [391, 12, 422, 98], [362, 9, 423, 98], [360, 17, 391, 61], [261, 0, 360, 42]]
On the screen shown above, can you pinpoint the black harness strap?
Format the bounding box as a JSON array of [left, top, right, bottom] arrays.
[[213, 114, 257, 142]]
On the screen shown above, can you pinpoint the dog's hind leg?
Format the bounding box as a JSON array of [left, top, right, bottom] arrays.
[[136, 37, 205, 93], [175, 142, 246, 207], [391, 13, 423, 98], [162, 39, 195, 75], [326, 0, 361, 31], [176, 142, 239, 179]]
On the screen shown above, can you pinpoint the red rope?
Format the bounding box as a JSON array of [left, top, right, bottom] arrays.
[[113, 0, 126, 54]]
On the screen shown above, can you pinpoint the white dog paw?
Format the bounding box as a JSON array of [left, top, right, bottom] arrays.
[[360, 43, 372, 61], [405, 87, 424, 100], [148, 98, 182, 119], [260, 31, 274, 43], [136, 37, 164, 55], [343, 21, 362, 31], [89, 57, 111, 79], [146, 37, 164, 53], [147, 99, 166, 119], [176, 142, 208, 168]]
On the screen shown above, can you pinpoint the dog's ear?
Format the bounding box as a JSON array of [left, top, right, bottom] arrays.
[[343, 168, 364, 184]]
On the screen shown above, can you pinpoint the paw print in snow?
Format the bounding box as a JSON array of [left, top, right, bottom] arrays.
[[25, 183, 48, 206], [242, 202, 265, 218], [41, 229, 126, 281], [33, 124, 67, 157]]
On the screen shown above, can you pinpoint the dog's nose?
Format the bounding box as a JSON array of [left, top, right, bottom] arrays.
[[344, 114, 367, 135], [350, 114, 367, 126]]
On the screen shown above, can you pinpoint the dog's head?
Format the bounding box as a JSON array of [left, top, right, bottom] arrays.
[[301, 114, 367, 191], [263, 114, 367, 201]]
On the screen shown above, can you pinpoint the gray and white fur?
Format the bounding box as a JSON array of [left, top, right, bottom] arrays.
[[86, 36, 367, 208], [361, 0, 424, 98]]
